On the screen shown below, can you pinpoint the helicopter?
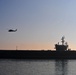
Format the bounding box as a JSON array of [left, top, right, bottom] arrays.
[[8, 29, 17, 32]]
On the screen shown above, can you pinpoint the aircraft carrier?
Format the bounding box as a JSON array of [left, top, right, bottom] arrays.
[[0, 37, 76, 59]]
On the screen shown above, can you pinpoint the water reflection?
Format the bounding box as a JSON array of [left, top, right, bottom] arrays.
[[55, 60, 68, 75]]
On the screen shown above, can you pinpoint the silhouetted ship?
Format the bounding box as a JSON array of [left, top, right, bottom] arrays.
[[0, 37, 76, 59]]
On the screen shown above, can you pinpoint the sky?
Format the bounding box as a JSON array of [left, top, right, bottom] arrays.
[[0, 0, 76, 50]]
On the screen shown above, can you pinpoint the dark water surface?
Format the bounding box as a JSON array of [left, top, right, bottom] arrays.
[[0, 59, 76, 75]]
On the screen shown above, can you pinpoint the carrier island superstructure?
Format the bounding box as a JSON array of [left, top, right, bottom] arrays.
[[55, 36, 69, 51]]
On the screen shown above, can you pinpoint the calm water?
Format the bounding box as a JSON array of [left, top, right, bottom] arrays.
[[0, 59, 76, 75]]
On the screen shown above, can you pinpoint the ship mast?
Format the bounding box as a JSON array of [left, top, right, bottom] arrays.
[[61, 36, 65, 45]]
